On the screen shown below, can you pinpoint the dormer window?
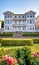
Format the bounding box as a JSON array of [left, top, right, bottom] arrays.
[[19, 16, 20, 18], [33, 15, 34, 17], [23, 16, 24, 18], [10, 15, 12, 18], [15, 16, 17, 18], [8, 14, 9, 18]]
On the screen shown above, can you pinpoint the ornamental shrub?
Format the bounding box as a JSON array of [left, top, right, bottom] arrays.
[[33, 38, 39, 44], [1, 39, 33, 46], [15, 47, 32, 65]]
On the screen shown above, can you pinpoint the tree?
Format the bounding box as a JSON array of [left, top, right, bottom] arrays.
[[1, 21, 4, 28]]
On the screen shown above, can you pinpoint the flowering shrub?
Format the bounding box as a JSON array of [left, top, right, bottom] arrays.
[[31, 52, 39, 65], [0, 55, 18, 65], [32, 52, 39, 57]]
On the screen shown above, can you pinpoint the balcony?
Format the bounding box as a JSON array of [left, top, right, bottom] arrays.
[[13, 18, 26, 21], [12, 23, 26, 26]]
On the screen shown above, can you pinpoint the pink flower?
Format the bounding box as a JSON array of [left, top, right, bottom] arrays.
[[1, 55, 18, 65], [37, 52, 39, 55], [13, 58, 18, 64], [34, 53, 38, 57], [7, 57, 17, 65], [2, 55, 10, 60]]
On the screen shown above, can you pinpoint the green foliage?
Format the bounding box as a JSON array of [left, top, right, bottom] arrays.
[[1, 60, 7, 65], [0, 48, 5, 59], [0, 32, 13, 36], [33, 39, 39, 44], [0, 39, 2, 43], [31, 57, 39, 65], [15, 47, 32, 65], [1, 39, 33, 46], [22, 32, 39, 36], [1, 21, 4, 28]]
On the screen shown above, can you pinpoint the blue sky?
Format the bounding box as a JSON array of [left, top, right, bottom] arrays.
[[0, 0, 39, 20]]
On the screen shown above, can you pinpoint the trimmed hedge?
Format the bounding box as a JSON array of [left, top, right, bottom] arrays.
[[33, 38, 39, 44], [1, 39, 33, 46], [0, 32, 13, 36], [22, 32, 39, 36], [0, 39, 2, 43]]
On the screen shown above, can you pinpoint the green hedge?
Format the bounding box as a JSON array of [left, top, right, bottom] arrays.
[[0, 32, 13, 36], [1, 39, 33, 46], [0, 39, 2, 43], [33, 38, 39, 44], [22, 32, 39, 36]]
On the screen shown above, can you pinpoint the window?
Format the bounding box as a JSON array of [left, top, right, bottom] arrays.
[[5, 20, 7, 24], [27, 20, 30, 24], [33, 15, 34, 18], [9, 26, 12, 30], [19, 16, 20, 18], [8, 14, 9, 18], [22, 16, 24, 18], [18, 27, 21, 30], [5, 20, 12, 24], [27, 15, 29, 18], [30, 15, 32, 18], [14, 27, 17, 30], [15, 16, 17, 18], [7, 20, 9, 24], [30, 20, 32, 24], [5, 14, 12, 18], [5, 26, 7, 30], [22, 26, 26, 30], [15, 21, 17, 24], [33, 20, 34, 24], [18, 21, 20, 24], [5, 26, 9, 30], [10, 20, 12, 24], [7, 27, 9, 30], [10, 15, 12, 18], [30, 27, 34, 30]]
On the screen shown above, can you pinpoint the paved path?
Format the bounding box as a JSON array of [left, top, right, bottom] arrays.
[[0, 36, 39, 38]]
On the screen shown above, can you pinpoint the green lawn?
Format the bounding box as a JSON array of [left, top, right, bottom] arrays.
[[0, 44, 39, 53]]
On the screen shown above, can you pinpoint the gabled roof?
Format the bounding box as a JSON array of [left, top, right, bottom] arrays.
[[3, 11, 14, 14], [25, 10, 36, 14]]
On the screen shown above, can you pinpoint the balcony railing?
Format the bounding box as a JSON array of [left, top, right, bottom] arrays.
[[13, 18, 26, 21], [12, 23, 26, 26]]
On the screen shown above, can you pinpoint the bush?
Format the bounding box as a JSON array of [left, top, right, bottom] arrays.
[[22, 32, 39, 36], [15, 47, 32, 65], [0, 39, 2, 43], [0, 32, 13, 36], [1, 39, 33, 46], [33, 38, 39, 44]]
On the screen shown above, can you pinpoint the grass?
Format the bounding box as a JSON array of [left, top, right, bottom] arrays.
[[0, 38, 39, 54], [0, 44, 39, 53]]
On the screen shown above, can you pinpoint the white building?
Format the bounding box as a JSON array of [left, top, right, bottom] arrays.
[[3, 10, 36, 32]]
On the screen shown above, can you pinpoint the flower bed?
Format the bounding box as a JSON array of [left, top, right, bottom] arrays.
[[0, 55, 18, 65], [32, 52, 39, 65]]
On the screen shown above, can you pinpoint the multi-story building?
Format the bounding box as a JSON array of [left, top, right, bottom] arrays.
[[36, 16, 39, 29], [3, 10, 36, 32]]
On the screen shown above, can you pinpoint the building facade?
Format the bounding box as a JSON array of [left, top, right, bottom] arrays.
[[3, 10, 36, 32], [36, 16, 39, 29]]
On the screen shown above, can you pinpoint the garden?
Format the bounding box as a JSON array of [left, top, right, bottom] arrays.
[[0, 38, 39, 65]]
